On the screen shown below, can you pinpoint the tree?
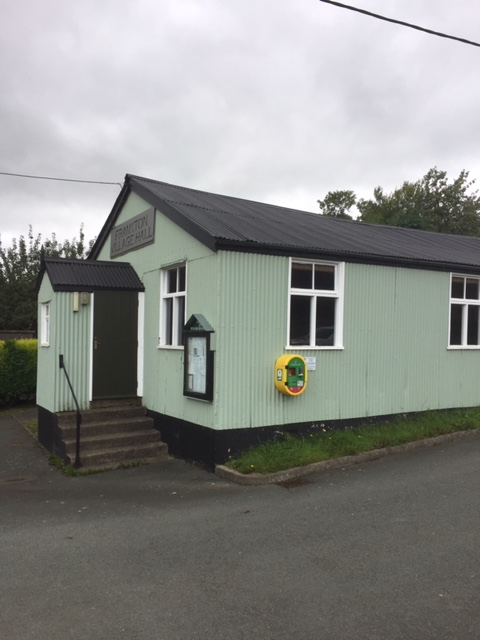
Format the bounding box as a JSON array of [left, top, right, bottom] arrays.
[[357, 168, 480, 235], [318, 190, 356, 219], [0, 225, 94, 332], [318, 168, 480, 236]]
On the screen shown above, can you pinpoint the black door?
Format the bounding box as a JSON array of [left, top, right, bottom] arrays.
[[92, 291, 138, 399]]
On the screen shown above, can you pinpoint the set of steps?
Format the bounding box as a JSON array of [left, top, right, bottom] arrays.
[[56, 400, 168, 470]]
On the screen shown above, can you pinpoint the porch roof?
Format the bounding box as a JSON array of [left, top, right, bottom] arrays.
[[38, 257, 144, 292]]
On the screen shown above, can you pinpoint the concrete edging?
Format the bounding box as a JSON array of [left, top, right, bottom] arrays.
[[215, 428, 480, 486]]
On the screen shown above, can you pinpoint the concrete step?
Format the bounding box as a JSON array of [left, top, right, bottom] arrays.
[[63, 429, 164, 454], [60, 416, 155, 439], [58, 405, 148, 427], [90, 397, 142, 409], [67, 441, 169, 469], [56, 401, 168, 470]]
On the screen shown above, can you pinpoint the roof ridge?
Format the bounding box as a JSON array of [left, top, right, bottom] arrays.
[[161, 197, 287, 220], [128, 174, 325, 218]]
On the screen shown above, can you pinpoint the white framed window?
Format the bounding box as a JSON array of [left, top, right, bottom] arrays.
[[40, 302, 50, 347], [449, 274, 480, 348], [288, 259, 344, 349], [159, 263, 186, 348]]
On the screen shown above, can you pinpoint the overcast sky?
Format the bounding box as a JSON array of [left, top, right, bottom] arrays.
[[1, 0, 479, 248]]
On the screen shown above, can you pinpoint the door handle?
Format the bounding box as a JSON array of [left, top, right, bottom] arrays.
[[94, 338, 101, 350]]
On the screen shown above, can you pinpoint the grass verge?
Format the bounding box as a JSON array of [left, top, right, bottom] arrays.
[[226, 408, 480, 475], [24, 419, 38, 438]]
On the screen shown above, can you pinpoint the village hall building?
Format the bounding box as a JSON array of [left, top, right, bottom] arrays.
[[37, 174, 480, 469]]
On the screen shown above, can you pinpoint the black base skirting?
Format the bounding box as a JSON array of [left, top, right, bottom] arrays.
[[147, 409, 422, 471], [37, 405, 65, 457]]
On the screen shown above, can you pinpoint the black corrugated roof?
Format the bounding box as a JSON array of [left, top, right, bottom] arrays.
[[90, 174, 480, 273], [38, 258, 144, 292]]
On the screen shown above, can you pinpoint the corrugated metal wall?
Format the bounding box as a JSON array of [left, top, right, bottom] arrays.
[[121, 195, 220, 427], [54, 292, 92, 411], [215, 255, 480, 430], [141, 255, 218, 427], [215, 251, 290, 429], [37, 276, 57, 411]]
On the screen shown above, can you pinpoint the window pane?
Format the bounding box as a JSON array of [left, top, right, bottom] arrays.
[[450, 304, 463, 345], [167, 269, 177, 293], [164, 298, 173, 344], [467, 306, 479, 345], [466, 278, 479, 300], [314, 265, 335, 291], [176, 296, 185, 345], [290, 295, 311, 345], [41, 303, 50, 345], [451, 276, 464, 299], [178, 266, 186, 292], [291, 263, 312, 289], [316, 297, 335, 346]]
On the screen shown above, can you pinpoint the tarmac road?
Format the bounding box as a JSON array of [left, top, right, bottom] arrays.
[[1, 410, 480, 640]]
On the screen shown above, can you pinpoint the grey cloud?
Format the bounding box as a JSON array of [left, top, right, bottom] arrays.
[[1, 0, 479, 245]]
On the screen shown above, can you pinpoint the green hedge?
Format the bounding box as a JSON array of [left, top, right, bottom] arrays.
[[0, 339, 37, 407]]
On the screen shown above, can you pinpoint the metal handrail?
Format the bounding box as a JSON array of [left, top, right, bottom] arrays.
[[59, 354, 82, 468]]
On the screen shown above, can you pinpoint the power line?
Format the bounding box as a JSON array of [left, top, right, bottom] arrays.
[[318, 0, 480, 48], [0, 170, 123, 187]]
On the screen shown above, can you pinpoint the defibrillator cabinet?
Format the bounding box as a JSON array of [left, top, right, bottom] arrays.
[[275, 354, 308, 396]]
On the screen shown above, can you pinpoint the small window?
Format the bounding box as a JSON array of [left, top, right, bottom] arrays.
[[288, 260, 344, 349], [449, 274, 480, 348], [160, 264, 186, 347], [41, 302, 50, 346]]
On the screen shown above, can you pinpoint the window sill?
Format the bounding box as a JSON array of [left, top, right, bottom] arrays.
[[447, 345, 480, 350], [285, 345, 344, 351], [157, 345, 184, 350]]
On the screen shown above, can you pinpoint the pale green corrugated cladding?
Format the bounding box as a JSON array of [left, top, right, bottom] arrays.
[[37, 275, 55, 411], [96, 192, 218, 426], [342, 263, 456, 418], [37, 275, 92, 412], [215, 250, 289, 430], [215, 256, 480, 430]]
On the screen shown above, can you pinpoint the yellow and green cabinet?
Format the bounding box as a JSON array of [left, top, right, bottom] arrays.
[[37, 174, 480, 468]]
